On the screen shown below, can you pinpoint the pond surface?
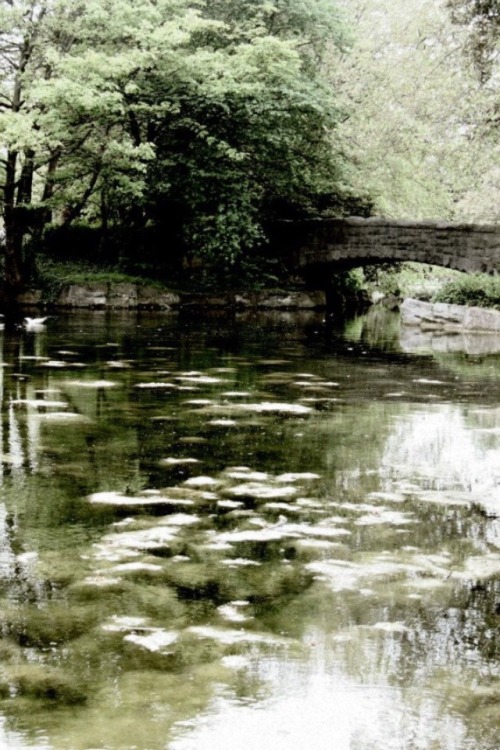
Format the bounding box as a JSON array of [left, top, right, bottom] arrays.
[[0, 307, 499, 750]]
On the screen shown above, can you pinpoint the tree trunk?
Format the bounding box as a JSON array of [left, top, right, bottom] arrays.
[[1, 23, 37, 301], [2, 150, 25, 301], [3, 221, 25, 300]]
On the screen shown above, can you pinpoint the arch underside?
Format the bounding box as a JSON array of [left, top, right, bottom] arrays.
[[299, 252, 495, 276]]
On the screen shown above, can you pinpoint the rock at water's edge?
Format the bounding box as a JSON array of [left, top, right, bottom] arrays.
[[400, 298, 500, 332]]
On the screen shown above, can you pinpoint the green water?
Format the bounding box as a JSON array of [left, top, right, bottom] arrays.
[[0, 308, 499, 750]]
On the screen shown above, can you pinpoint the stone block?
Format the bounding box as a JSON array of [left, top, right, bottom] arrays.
[[463, 306, 500, 331], [400, 298, 437, 326], [136, 286, 180, 309], [108, 283, 138, 308], [431, 302, 466, 324], [57, 284, 108, 308], [234, 291, 326, 309], [16, 290, 43, 306], [182, 294, 229, 307]]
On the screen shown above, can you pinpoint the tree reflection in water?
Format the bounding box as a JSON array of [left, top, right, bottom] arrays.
[[0, 311, 497, 750]]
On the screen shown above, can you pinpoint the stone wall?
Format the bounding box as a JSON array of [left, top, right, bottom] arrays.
[[287, 217, 500, 275], [56, 283, 181, 309], [2, 282, 181, 309], [173, 290, 326, 310], [17, 284, 326, 310]]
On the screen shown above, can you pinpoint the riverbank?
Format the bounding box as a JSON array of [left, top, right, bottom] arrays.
[[13, 278, 500, 334]]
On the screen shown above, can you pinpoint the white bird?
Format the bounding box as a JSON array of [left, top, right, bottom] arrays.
[[23, 316, 48, 331]]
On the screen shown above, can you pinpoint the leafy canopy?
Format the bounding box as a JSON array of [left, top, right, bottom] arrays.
[[0, 0, 352, 276]]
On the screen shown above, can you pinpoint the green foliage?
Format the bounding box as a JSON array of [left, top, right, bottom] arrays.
[[134, 1, 351, 264], [36, 257, 154, 287], [331, 0, 499, 223], [447, 0, 500, 81], [445, 0, 499, 220], [433, 273, 500, 309], [181, 252, 284, 292], [332, 267, 364, 294], [33, 256, 165, 303], [326, 267, 369, 314], [363, 262, 463, 300], [0, 0, 354, 286], [363, 263, 402, 293], [5, 0, 496, 293]]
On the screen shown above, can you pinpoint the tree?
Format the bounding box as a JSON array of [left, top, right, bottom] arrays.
[[0, 0, 154, 296], [0, 0, 354, 295], [139, 12, 349, 266], [0, 0, 49, 296], [446, 0, 499, 219], [447, 0, 500, 82], [330, 0, 499, 222]]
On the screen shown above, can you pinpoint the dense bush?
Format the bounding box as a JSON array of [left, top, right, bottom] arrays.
[[433, 274, 500, 309]]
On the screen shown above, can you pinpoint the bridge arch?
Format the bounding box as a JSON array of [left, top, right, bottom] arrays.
[[281, 217, 500, 277]]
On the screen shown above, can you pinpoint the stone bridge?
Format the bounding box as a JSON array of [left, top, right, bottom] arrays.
[[279, 217, 500, 278]]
